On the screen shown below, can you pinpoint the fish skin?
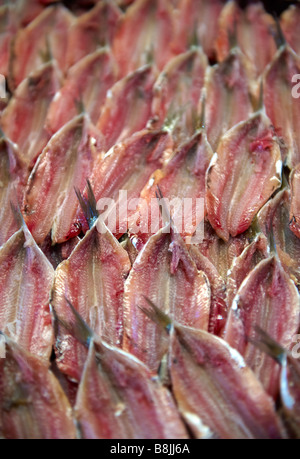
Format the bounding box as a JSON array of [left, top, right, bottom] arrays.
[[169, 323, 286, 439], [75, 128, 172, 238], [263, 45, 300, 168], [149, 49, 207, 146], [0, 335, 77, 439], [216, 1, 276, 79], [0, 222, 54, 360], [172, 0, 223, 60], [52, 219, 131, 382], [23, 114, 101, 245], [96, 65, 155, 152], [46, 48, 118, 135], [10, 5, 74, 89], [128, 130, 212, 247], [290, 164, 300, 239], [205, 111, 282, 242], [226, 233, 269, 310], [74, 340, 189, 440], [257, 188, 300, 287], [1, 61, 61, 169], [112, 0, 176, 77], [0, 136, 27, 247], [123, 227, 211, 372], [66, 1, 121, 69], [205, 47, 254, 151], [224, 256, 300, 399], [280, 5, 300, 56]]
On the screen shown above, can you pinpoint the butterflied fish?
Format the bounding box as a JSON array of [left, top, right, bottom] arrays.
[[205, 110, 282, 241], [0, 335, 76, 439]]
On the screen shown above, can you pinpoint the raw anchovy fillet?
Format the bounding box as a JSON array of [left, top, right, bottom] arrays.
[[23, 114, 101, 245], [52, 218, 131, 382], [10, 5, 74, 89], [196, 221, 250, 280], [250, 327, 300, 439], [150, 48, 207, 144], [96, 65, 155, 151], [257, 188, 300, 287], [66, 1, 121, 69], [290, 164, 300, 240], [205, 47, 254, 151], [0, 335, 77, 439], [1, 61, 61, 169], [188, 245, 227, 336], [0, 136, 27, 247], [123, 227, 211, 372], [0, 5, 16, 77], [172, 0, 223, 60], [0, 220, 54, 359], [216, 1, 276, 78], [226, 233, 269, 310], [169, 324, 286, 439], [280, 5, 300, 56], [75, 340, 188, 439], [76, 128, 171, 237], [263, 45, 300, 168], [205, 110, 282, 241], [112, 0, 176, 77], [129, 130, 212, 246], [46, 48, 118, 134], [224, 256, 300, 398]]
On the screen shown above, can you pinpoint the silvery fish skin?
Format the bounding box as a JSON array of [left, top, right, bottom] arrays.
[[112, 0, 176, 78], [74, 339, 189, 440], [257, 188, 300, 287], [23, 114, 101, 245], [46, 48, 118, 135], [263, 44, 300, 168], [0, 220, 54, 360], [0, 335, 77, 439], [169, 323, 286, 439], [1, 61, 61, 169], [52, 218, 131, 382], [205, 110, 282, 241], [224, 255, 300, 398], [205, 47, 254, 151], [66, 1, 121, 69], [10, 5, 74, 89], [123, 226, 211, 372]]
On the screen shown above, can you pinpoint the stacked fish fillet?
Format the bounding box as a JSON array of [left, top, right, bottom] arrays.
[[0, 0, 300, 440]]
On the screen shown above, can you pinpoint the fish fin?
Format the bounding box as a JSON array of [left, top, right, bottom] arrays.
[[75, 180, 99, 230], [248, 325, 286, 365], [138, 296, 172, 334]]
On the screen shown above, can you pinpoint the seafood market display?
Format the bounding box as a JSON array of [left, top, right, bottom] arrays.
[[0, 0, 300, 440]]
